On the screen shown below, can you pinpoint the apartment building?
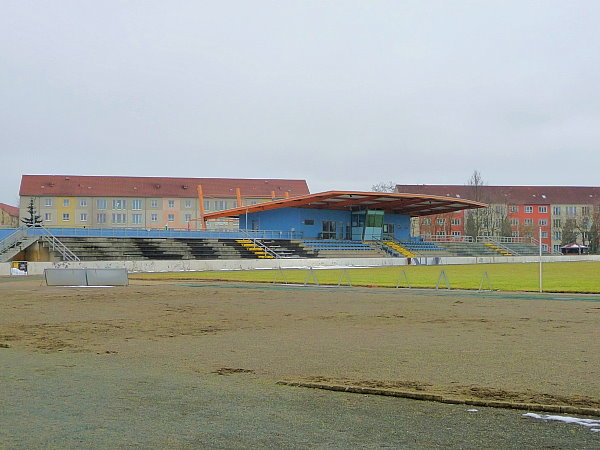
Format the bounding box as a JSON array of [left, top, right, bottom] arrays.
[[19, 175, 310, 230], [395, 185, 600, 253], [0, 203, 19, 227]]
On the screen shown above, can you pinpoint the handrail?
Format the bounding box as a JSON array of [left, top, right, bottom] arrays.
[[421, 234, 474, 243], [0, 227, 28, 255], [487, 238, 519, 256], [240, 229, 282, 259], [36, 226, 80, 262], [370, 238, 402, 257]]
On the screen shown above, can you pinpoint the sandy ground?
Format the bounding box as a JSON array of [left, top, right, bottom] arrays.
[[1, 277, 599, 409]]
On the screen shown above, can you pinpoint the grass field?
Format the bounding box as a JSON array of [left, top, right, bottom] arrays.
[[131, 261, 600, 293]]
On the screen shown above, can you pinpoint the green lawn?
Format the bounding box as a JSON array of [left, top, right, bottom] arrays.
[[131, 261, 600, 293]]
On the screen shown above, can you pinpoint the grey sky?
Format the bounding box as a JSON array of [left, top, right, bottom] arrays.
[[2, 1, 600, 205]]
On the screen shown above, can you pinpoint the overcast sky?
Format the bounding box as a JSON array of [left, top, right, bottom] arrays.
[[2, 1, 600, 205]]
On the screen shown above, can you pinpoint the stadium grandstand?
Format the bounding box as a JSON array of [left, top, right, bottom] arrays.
[[396, 185, 600, 255]]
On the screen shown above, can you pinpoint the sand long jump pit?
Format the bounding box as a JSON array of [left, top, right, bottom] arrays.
[[1, 277, 599, 415]]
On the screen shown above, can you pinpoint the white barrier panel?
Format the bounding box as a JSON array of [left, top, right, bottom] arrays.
[[86, 268, 128, 286], [45, 269, 88, 286]]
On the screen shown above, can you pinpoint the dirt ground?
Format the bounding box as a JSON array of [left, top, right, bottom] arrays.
[[1, 277, 599, 409]]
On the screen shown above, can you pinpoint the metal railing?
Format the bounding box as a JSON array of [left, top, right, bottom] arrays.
[[239, 230, 283, 259], [37, 226, 80, 261], [24, 227, 303, 240], [420, 234, 474, 243], [0, 227, 28, 256]]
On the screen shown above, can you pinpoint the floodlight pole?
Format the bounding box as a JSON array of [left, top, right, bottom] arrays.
[[539, 227, 543, 293]]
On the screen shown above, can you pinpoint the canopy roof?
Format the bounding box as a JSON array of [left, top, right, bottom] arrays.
[[204, 191, 486, 220]]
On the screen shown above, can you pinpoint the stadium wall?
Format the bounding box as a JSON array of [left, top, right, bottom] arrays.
[[2, 254, 600, 276]]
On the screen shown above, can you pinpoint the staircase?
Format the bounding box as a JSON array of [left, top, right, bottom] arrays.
[[483, 242, 513, 256], [383, 240, 415, 258], [0, 228, 39, 262], [235, 239, 275, 259]]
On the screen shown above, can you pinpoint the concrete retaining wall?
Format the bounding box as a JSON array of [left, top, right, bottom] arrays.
[[1, 255, 600, 276]]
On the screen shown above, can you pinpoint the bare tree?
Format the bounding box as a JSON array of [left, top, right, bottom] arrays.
[[464, 170, 487, 238], [371, 181, 396, 193]]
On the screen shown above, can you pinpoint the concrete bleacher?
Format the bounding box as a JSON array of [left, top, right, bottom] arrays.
[[397, 240, 448, 256], [300, 240, 388, 258], [42, 237, 322, 261], [430, 241, 506, 257]]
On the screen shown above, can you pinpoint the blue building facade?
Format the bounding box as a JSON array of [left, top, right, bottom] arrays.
[[239, 207, 412, 240]]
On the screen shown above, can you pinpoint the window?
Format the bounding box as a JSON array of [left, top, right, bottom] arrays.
[[539, 219, 547, 226], [80, 213, 87, 222], [565, 206, 577, 216], [322, 220, 336, 239], [451, 218, 461, 226], [97, 199, 107, 210], [303, 219, 314, 225], [184, 214, 191, 222], [542, 243, 548, 252], [215, 200, 226, 210], [541, 231, 548, 238], [510, 205, 519, 213], [554, 244, 561, 253], [525, 206, 533, 213], [582, 206, 590, 216], [168, 200, 175, 208], [97, 213, 106, 224], [204, 200, 211, 210], [112, 199, 126, 210], [553, 218, 561, 228], [168, 214, 175, 222], [553, 231, 561, 240], [80, 199, 87, 207], [151, 213, 158, 222], [112, 213, 126, 224], [63, 199, 70, 207], [538, 206, 547, 213], [553, 206, 561, 215], [45, 199, 52, 207], [495, 205, 505, 214], [511, 231, 519, 237], [524, 218, 533, 225], [62, 213, 70, 221], [184, 200, 192, 208], [132, 199, 142, 210], [132, 214, 142, 224], [422, 218, 431, 225], [451, 231, 461, 236], [436, 231, 445, 236], [44, 213, 52, 221], [150, 200, 158, 208], [510, 218, 519, 226], [436, 218, 446, 225]]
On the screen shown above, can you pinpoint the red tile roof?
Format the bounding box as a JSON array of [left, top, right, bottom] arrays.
[[0, 203, 19, 217], [20, 175, 310, 198], [395, 185, 600, 205]]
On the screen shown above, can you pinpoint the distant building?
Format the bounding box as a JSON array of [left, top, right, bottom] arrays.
[[395, 185, 600, 253], [19, 175, 310, 230], [0, 203, 19, 227]]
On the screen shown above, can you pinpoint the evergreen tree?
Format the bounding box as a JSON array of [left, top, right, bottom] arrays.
[[21, 198, 42, 227]]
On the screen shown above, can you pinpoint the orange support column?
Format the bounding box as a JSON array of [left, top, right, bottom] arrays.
[[236, 187, 242, 208], [197, 184, 207, 231], [271, 190, 276, 200], [284, 191, 290, 199]]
